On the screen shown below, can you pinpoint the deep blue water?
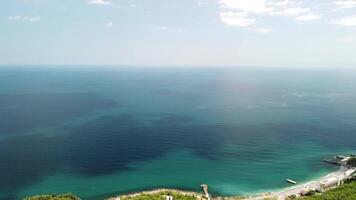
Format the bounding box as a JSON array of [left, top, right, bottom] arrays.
[[0, 67, 355, 200]]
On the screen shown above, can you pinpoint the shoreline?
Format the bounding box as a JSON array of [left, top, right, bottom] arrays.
[[107, 188, 206, 200], [107, 165, 355, 200], [106, 188, 245, 200]]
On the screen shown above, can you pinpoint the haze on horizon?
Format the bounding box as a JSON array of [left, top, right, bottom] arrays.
[[1, 0, 356, 68]]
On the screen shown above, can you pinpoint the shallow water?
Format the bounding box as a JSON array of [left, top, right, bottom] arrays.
[[0, 67, 355, 199]]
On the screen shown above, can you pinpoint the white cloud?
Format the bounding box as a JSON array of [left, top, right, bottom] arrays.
[[218, 0, 312, 16], [295, 13, 321, 21], [219, 0, 273, 14], [220, 12, 256, 27], [272, 0, 289, 7], [6, 16, 40, 22], [332, 15, 356, 26], [23, 17, 41, 22], [7, 16, 22, 20], [106, 22, 113, 27], [88, 0, 111, 5], [334, 0, 356, 9], [218, 0, 319, 28], [271, 7, 310, 16]]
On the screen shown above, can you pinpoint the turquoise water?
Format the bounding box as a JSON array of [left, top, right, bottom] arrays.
[[0, 67, 355, 199]]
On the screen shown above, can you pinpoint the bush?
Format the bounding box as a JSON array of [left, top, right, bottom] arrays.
[[344, 176, 356, 183], [346, 157, 356, 167], [120, 191, 197, 200], [303, 190, 316, 196], [286, 194, 297, 199], [23, 193, 81, 200]]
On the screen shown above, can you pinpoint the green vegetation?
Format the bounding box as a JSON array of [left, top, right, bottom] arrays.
[[120, 191, 198, 200], [23, 193, 81, 200], [22, 178, 356, 200], [347, 156, 356, 167], [286, 194, 297, 199], [303, 190, 316, 196], [295, 180, 356, 200]]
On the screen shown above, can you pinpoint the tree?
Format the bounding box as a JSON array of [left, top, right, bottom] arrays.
[[347, 157, 356, 167]]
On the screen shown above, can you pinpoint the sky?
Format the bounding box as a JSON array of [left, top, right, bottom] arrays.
[[1, 0, 356, 68]]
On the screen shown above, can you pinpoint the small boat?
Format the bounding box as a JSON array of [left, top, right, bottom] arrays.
[[286, 179, 297, 184]]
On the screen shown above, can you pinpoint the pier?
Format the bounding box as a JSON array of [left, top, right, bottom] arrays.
[[323, 156, 344, 165], [200, 184, 211, 200], [324, 155, 354, 166]]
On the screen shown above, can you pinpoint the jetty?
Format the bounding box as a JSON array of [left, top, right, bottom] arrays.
[[324, 155, 354, 166], [200, 184, 211, 200], [324, 156, 344, 165]]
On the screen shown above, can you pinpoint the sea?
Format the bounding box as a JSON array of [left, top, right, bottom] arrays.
[[0, 66, 355, 200]]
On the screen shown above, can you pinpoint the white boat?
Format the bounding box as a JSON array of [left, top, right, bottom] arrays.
[[286, 179, 297, 184]]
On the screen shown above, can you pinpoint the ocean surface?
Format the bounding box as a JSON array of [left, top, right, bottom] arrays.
[[0, 67, 355, 200]]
